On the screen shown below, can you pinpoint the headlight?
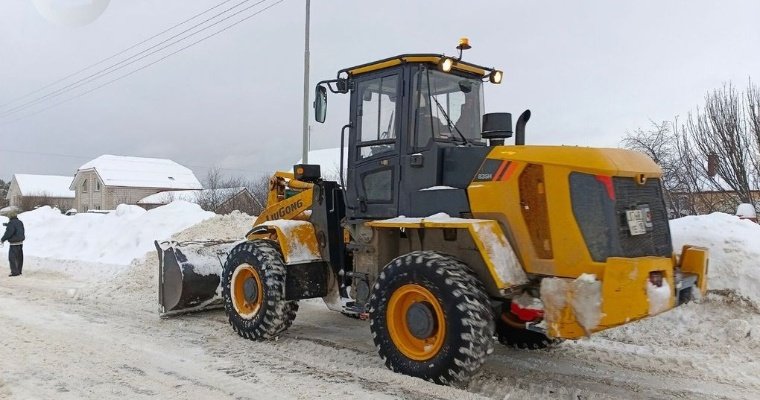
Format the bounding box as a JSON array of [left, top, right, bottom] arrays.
[[439, 57, 454, 72], [489, 69, 503, 84]]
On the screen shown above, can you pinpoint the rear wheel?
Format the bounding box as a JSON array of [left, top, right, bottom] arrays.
[[368, 251, 494, 386], [221, 240, 298, 340]]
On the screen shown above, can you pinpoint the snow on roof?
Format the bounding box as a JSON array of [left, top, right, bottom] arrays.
[[12, 174, 75, 198], [295, 147, 347, 179], [138, 187, 246, 205], [75, 155, 201, 190], [736, 203, 757, 219]]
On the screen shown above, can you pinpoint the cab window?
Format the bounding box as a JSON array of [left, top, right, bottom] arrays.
[[411, 66, 484, 150], [357, 74, 399, 159]]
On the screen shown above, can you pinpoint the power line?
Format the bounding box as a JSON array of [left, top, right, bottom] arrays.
[[0, 0, 284, 125], [0, 0, 239, 110], [0, 0, 264, 118]]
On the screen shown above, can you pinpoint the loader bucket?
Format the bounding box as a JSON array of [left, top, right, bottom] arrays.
[[156, 240, 239, 317]]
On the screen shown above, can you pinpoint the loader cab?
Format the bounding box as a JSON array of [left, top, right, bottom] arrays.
[[315, 54, 502, 221]]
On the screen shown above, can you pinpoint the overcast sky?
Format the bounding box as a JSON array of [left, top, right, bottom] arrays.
[[1, 0, 759, 183]]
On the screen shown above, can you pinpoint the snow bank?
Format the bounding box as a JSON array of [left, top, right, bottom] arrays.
[[171, 210, 253, 242], [4, 199, 758, 312], [671, 213, 760, 307], [1, 201, 214, 266]]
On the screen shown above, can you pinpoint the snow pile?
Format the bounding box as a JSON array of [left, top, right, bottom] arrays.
[[170, 210, 253, 242], [1, 201, 214, 266], [83, 211, 253, 305], [671, 213, 760, 307], [138, 187, 246, 205]]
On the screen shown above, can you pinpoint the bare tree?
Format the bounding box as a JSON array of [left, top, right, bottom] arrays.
[[686, 83, 756, 204], [626, 81, 760, 216], [219, 175, 258, 215], [245, 175, 270, 215], [197, 166, 224, 211], [0, 178, 9, 208], [746, 81, 760, 189], [195, 167, 269, 215], [622, 121, 683, 214], [670, 120, 705, 214]]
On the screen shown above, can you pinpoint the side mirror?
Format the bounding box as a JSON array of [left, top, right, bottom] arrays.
[[314, 85, 327, 123], [481, 112, 513, 139]]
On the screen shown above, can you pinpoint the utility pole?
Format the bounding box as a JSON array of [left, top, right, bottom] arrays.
[[301, 0, 310, 164]]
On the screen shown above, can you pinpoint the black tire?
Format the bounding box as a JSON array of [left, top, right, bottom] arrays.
[[496, 311, 559, 350], [221, 240, 298, 340], [368, 251, 495, 386]]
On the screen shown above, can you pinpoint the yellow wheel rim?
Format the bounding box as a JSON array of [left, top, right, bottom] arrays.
[[387, 284, 446, 361], [231, 264, 264, 319]]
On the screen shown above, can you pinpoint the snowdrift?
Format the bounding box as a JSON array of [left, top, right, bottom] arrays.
[[1, 201, 214, 266], [671, 213, 760, 307]]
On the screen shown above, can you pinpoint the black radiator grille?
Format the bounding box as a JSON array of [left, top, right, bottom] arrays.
[[569, 173, 673, 262], [613, 177, 673, 258]]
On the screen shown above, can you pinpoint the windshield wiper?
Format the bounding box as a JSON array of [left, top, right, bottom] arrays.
[[424, 69, 468, 145], [430, 95, 468, 145]]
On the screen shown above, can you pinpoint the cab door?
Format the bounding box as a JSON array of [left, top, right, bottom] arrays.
[[346, 70, 402, 219]]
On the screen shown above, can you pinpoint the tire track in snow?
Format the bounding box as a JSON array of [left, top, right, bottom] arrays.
[[2, 269, 760, 399]]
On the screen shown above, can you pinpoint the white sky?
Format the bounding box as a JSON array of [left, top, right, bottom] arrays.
[[1, 0, 759, 182]]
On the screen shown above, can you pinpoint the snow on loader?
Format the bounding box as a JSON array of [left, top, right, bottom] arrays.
[[158, 40, 709, 386]]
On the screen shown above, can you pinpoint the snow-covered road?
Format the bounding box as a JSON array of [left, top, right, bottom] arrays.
[[2, 208, 760, 399], [1, 255, 758, 400]]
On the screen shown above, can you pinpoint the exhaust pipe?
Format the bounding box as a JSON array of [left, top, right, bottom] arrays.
[[515, 109, 531, 145]]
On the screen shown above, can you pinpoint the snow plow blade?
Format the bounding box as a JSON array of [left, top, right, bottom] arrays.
[[155, 240, 238, 317]]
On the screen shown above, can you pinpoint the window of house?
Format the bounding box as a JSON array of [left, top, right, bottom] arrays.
[[82, 179, 88, 193], [95, 181, 101, 191]]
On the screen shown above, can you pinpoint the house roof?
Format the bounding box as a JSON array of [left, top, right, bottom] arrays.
[[73, 155, 202, 190], [10, 174, 75, 198], [138, 187, 247, 205]]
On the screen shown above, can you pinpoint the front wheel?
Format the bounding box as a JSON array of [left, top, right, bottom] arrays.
[[368, 251, 495, 386], [221, 240, 298, 340]]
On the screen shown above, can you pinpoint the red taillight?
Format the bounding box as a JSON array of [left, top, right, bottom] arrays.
[[595, 175, 616, 201], [510, 301, 544, 322], [649, 271, 664, 287]]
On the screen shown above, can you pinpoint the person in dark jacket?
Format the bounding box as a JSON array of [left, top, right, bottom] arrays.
[[1, 209, 25, 277]]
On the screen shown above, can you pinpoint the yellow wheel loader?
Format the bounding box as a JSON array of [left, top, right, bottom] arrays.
[[156, 40, 709, 386]]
